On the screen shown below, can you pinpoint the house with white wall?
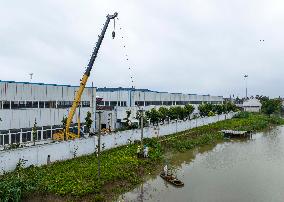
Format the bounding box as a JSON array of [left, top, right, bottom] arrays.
[[242, 98, 262, 112]]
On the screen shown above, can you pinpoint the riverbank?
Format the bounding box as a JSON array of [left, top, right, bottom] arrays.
[[0, 112, 283, 202]]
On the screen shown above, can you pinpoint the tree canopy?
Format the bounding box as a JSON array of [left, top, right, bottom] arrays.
[[261, 98, 282, 116]]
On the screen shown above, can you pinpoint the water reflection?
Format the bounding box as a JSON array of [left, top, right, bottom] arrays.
[[118, 126, 284, 202]]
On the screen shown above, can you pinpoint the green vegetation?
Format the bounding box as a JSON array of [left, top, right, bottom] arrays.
[[85, 111, 93, 133], [32, 120, 37, 145], [261, 98, 282, 117], [145, 104, 195, 125], [163, 112, 284, 152], [198, 102, 238, 117], [0, 112, 283, 201]]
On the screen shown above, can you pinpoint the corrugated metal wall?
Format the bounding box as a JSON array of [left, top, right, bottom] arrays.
[[0, 81, 96, 131]]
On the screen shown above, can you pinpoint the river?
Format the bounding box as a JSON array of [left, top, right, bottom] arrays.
[[118, 126, 284, 202]]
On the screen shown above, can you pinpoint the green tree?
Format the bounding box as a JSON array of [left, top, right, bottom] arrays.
[[214, 105, 224, 115], [198, 103, 213, 117], [175, 106, 186, 120], [168, 106, 179, 120], [145, 108, 161, 125], [123, 110, 132, 128], [223, 102, 237, 113], [261, 99, 281, 117], [32, 119, 37, 145], [135, 110, 148, 127], [85, 111, 93, 133], [158, 107, 169, 123], [61, 116, 67, 128], [184, 104, 195, 119]]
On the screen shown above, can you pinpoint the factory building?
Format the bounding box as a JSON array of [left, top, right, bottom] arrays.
[[96, 87, 223, 107], [0, 80, 95, 146], [96, 87, 224, 130], [0, 82, 223, 146]]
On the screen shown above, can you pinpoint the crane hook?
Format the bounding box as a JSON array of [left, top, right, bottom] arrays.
[[112, 18, 116, 39]]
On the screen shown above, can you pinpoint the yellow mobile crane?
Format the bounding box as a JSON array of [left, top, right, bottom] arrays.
[[53, 12, 118, 141]]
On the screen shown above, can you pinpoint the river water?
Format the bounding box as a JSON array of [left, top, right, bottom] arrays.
[[118, 126, 284, 202]]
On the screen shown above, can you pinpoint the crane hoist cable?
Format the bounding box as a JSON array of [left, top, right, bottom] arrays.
[[116, 17, 136, 89]]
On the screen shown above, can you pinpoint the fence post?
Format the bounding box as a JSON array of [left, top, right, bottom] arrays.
[[30, 128, 34, 143], [20, 129, 23, 144]]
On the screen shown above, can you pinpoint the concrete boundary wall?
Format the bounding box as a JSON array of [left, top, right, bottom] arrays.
[[0, 113, 236, 174]]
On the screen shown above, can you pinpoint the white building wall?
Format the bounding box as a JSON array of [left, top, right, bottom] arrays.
[[96, 89, 223, 107], [0, 112, 236, 174], [0, 81, 96, 131]]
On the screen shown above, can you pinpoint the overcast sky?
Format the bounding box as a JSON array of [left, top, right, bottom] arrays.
[[1, 0, 284, 98]]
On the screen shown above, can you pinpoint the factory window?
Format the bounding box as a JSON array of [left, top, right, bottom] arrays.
[[57, 101, 65, 108], [152, 101, 162, 105], [37, 131, 41, 140], [26, 101, 33, 108], [0, 101, 2, 109], [43, 130, 47, 139], [39, 101, 44, 108], [82, 101, 90, 107], [0, 135, 3, 145], [163, 101, 172, 106], [11, 101, 19, 109], [26, 132, 31, 141], [190, 101, 202, 104], [121, 101, 127, 106], [104, 101, 109, 106], [33, 101, 39, 108], [3, 134, 9, 145], [3, 101, 10, 109], [110, 101, 117, 106], [43, 130, 48, 139], [97, 100, 104, 106], [48, 101, 56, 108], [11, 133, 20, 144], [19, 101, 25, 108], [46, 130, 52, 139], [135, 101, 144, 106], [22, 132, 27, 143], [45, 101, 50, 108]]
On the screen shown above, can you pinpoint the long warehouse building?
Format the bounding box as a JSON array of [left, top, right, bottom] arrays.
[[0, 80, 95, 146], [96, 87, 223, 107]]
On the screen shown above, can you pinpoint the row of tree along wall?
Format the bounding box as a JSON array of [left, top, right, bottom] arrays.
[[0, 112, 236, 174]]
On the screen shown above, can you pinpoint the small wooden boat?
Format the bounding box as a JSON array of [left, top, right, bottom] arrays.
[[160, 172, 184, 187]]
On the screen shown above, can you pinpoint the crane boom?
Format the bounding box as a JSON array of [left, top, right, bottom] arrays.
[[64, 12, 118, 139]]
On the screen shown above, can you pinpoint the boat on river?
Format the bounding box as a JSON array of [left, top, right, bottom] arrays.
[[160, 172, 184, 187]]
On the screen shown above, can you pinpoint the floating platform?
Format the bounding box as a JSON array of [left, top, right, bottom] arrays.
[[221, 130, 252, 138]]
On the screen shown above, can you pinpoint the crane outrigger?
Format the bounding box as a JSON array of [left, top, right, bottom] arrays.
[[53, 12, 118, 140]]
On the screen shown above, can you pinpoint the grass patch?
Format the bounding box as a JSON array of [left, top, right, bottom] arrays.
[[0, 112, 283, 201]]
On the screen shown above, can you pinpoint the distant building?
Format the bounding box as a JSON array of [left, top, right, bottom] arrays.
[[96, 87, 224, 130], [242, 98, 262, 112]]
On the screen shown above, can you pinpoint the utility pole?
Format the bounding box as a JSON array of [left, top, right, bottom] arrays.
[[91, 82, 95, 133], [244, 74, 248, 99], [139, 109, 144, 148], [29, 73, 33, 82], [96, 111, 103, 179], [108, 112, 113, 131]]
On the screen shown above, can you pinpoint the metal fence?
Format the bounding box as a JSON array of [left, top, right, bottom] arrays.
[[0, 124, 87, 146]]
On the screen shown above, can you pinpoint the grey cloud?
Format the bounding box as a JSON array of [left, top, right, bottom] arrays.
[[0, 0, 284, 97]]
